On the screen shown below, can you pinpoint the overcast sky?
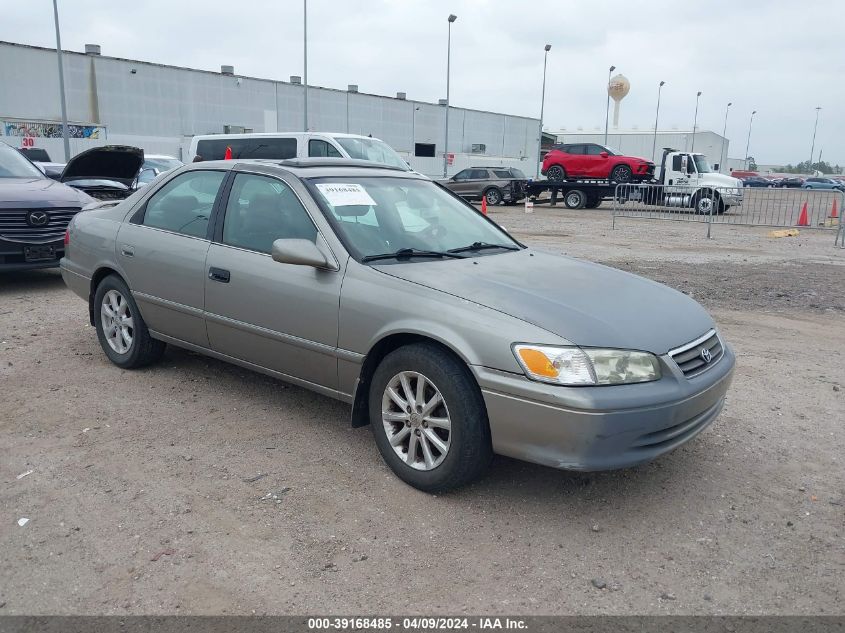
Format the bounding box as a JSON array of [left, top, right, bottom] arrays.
[[3, 0, 843, 166]]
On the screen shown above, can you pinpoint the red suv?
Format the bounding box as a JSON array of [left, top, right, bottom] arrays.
[[541, 143, 654, 182]]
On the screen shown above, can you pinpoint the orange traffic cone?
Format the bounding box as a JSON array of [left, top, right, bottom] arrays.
[[481, 197, 488, 215], [830, 198, 839, 219], [224, 146, 232, 160], [796, 202, 809, 226]]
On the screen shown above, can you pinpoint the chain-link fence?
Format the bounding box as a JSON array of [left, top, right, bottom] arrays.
[[612, 183, 844, 241]]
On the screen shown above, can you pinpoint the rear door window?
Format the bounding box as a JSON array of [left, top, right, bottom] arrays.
[[196, 138, 297, 161], [309, 139, 343, 158]]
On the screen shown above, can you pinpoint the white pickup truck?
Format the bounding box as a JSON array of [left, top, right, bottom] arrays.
[[627, 148, 744, 214]]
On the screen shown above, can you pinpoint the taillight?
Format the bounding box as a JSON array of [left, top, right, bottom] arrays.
[[64, 229, 70, 246]]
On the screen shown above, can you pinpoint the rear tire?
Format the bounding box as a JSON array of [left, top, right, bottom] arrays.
[[584, 194, 602, 209], [564, 189, 587, 209], [546, 165, 566, 181], [483, 187, 502, 206], [368, 343, 492, 492], [94, 275, 165, 369]]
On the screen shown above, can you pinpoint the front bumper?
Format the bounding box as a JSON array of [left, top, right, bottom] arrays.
[[475, 344, 735, 471], [0, 236, 64, 272]]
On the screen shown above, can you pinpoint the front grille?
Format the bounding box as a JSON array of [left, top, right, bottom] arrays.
[[668, 329, 724, 378], [0, 208, 81, 242]]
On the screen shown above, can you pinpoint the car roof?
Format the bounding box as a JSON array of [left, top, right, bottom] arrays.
[[185, 157, 426, 180], [191, 132, 386, 142]]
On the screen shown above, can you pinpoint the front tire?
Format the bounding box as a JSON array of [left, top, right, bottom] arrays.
[[610, 164, 633, 182], [369, 343, 492, 492], [691, 188, 724, 215], [94, 275, 165, 368]]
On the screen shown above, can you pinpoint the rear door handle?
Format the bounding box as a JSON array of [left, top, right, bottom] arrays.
[[120, 245, 135, 257], [208, 267, 230, 283]]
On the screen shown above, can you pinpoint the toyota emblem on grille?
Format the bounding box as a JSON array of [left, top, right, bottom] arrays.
[[26, 210, 49, 227], [700, 347, 712, 363]]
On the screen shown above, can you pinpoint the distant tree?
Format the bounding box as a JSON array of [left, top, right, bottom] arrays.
[[774, 160, 839, 175], [746, 156, 758, 170]]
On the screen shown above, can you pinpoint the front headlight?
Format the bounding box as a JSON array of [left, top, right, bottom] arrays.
[[513, 344, 661, 386]]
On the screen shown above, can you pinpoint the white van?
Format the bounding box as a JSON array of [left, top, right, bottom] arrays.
[[188, 132, 410, 171]]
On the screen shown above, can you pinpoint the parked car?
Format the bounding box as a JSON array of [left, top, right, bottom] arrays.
[[439, 166, 527, 205], [0, 141, 94, 272], [59, 145, 145, 201], [542, 143, 655, 182], [779, 177, 805, 188], [17, 147, 65, 179], [740, 176, 773, 188], [61, 158, 734, 491], [137, 154, 184, 186], [802, 177, 845, 191], [189, 132, 411, 171]]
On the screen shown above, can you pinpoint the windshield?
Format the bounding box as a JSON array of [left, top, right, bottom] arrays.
[[601, 146, 621, 156], [0, 143, 45, 179], [333, 137, 409, 170], [692, 155, 712, 173], [144, 157, 183, 173], [509, 168, 526, 178], [307, 177, 520, 261]]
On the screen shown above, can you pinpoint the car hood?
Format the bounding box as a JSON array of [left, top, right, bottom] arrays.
[[701, 172, 742, 188], [0, 177, 94, 208], [374, 249, 714, 355], [60, 145, 144, 186]]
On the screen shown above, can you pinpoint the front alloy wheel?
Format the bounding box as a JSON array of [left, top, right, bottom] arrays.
[[382, 371, 451, 470]]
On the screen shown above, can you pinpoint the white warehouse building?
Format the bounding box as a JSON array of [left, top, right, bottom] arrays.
[[0, 40, 540, 178], [553, 129, 731, 173]]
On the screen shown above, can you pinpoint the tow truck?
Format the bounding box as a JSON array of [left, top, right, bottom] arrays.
[[526, 148, 743, 213]]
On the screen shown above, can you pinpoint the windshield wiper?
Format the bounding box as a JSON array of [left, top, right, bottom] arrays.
[[447, 241, 520, 254], [362, 248, 465, 263]]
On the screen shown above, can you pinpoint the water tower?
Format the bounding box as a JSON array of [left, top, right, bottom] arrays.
[[608, 74, 630, 129]]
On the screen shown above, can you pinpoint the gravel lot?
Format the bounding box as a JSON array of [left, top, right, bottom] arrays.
[[2, 206, 843, 615]]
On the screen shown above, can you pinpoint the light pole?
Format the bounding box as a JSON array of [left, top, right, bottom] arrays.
[[303, 0, 308, 132], [51, 0, 70, 161], [536, 44, 551, 178], [809, 106, 822, 174], [719, 102, 731, 173], [442, 14, 457, 178], [604, 65, 615, 145], [745, 110, 756, 170], [651, 81, 665, 163], [690, 91, 702, 152]]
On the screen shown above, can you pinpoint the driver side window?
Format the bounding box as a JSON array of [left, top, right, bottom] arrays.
[[453, 169, 471, 181], [143, 170, 225, 238]]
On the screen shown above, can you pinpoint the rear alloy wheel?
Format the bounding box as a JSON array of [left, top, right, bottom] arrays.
[[546, 165, 566, 181], [369, 343, 492, 492], [94, 275, 165, 369], [484, 187, 503, 206], [610, 164, 633, 182], [564, 189, 587, 209]]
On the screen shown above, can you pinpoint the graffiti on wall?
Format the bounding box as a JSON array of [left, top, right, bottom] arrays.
[[3, 120, 106, 140]]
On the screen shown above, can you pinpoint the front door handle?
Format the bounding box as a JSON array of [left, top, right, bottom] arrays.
[[120, 245, 135, 257], [208, 267, 230, 283]]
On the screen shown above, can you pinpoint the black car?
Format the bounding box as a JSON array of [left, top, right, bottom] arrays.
[[779, 177, 805, 188], [741, 176, 773, 188], [0, 141, 95, 272]]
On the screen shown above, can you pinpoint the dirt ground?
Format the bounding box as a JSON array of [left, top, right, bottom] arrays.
[[1, 205, 844, 615]]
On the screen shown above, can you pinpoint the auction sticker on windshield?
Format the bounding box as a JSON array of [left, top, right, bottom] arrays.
[[315, 183, 377, 207]]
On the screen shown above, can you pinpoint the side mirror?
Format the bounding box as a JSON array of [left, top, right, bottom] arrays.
[[599, 151, 609, 158], [271, 238, 336, 270], [713, 163, 720, 171], [680, 155, 689, 174]]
